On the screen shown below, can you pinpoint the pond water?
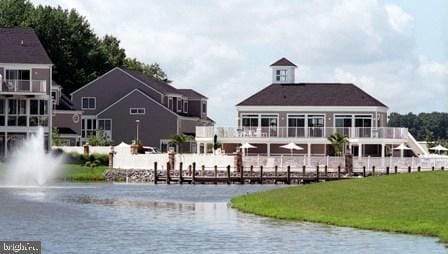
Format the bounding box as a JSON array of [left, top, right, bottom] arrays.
[[0, 183, 445, 253]]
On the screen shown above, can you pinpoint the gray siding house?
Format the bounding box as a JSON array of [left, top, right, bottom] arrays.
[[70, 67, 213, 151], [196, 58, 426, 157], [0, 28, 53, 157]]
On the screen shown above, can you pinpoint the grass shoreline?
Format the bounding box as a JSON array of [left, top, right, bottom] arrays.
[[58, 164, 107, 181], [231, 171, 448, 244]]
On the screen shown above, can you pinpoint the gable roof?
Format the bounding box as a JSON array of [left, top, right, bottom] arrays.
[[0, 28, 52, 64], [270, 57, 297, 67], [96, 88, 179, 117], [237, 83, 387, 108], [178, 89, 207, 99]]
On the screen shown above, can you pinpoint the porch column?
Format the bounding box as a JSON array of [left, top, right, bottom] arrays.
[[267, 143, 271, 156], [307, 143, 311, 157], [358, 144, 363, 158], [197, 142, 201, 154], [204, 143, 208, 154], [381, 143, 385, 158]]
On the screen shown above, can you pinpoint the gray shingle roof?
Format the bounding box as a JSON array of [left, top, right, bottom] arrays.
[[178, 89, 207, 99], [0, 28, 52, 64], [237, 83, 387, 107], [270, 58, 297, 67], [121, 68, 179, 94]]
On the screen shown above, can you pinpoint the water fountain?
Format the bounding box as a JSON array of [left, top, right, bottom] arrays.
[[4, 127, 64, 186]]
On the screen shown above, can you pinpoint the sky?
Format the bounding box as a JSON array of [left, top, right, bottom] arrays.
[[32, 0, 448, 126]]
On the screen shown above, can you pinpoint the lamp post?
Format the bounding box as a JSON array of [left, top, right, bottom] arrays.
[[136, 119, 140, 144]]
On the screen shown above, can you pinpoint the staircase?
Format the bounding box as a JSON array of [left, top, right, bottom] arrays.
[[406, 132, 428, 157]]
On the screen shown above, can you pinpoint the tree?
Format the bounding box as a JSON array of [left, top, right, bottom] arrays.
[[124, 59, 170, 83], [87, 129, 112, 146], [0, 0, 170, 93], [51, 127, 62, 146], [168, 134, 193, 153], [328, 132, 349, 156]]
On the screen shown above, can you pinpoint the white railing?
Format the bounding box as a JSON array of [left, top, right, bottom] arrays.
[[197, 126, 408, 140], [243, 155, 448, 172], [2, 80, 47, 93]]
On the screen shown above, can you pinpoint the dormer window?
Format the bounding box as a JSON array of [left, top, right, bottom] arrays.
[[168, 97, 173, 110], [183, 101, 188, 113], [177, 99, 182, 112], [275, 70, 287, 81]]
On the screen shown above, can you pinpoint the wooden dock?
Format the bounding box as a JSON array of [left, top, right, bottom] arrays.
[[153, 162, 359, 185]]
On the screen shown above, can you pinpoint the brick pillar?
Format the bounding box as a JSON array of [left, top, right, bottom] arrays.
[[345, 154, 353, 175], [234, 150, 242, 172], [168, 150, 176, 170], [83, 143, 89, 157], [131, 144, 139, 155]]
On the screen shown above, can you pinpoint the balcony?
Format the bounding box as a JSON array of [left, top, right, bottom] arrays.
[[196, 126, 408, 140], [1, 80, 47, 94]]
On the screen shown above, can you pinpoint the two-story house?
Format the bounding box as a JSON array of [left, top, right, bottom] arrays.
[[196, 58, 427, 158], [70, 67, 213, 152], [0, 28, 53, 158]]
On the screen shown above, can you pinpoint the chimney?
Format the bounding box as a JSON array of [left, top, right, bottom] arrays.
[[270, 57, 297, 84]]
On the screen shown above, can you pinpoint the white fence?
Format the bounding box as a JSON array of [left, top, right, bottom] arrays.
[[112, 151, 236, 171], [243, 155, 448, 173], [53, 145, 112, 154]]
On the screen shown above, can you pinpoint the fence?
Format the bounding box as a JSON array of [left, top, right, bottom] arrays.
[[243, 155, 448, 173], [112, 151, 236, 171]]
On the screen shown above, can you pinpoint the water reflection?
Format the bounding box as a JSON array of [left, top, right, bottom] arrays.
[[0, 184, 444, 254]]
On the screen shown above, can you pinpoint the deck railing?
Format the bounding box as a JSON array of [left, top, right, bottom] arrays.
[[2, 80, 47, 93], [196, 126, 408, 140]]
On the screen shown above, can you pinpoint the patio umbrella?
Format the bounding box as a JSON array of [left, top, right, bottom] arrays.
[[394, 143, 412, 158], [240, 143, 256, 156], [280, 142, 303, 156], [429, 144, 448, 154]]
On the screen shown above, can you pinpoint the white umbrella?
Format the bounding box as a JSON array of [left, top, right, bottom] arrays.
[[240, 143, 256, 149], [240, 143, 256, 156], [430, 144, 448, 154], [394, 143, 411, 158], [280, 142, 303, 156]]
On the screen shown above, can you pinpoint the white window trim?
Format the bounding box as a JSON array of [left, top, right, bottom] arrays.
[[97, 118, 113, 140], [81, 97, 96, 110], [129, 108, 146, 115], [177, 99, 182, 112], [183, 101, 188, 113], [168, 97, 173, 110], [201, 101, 207, 114]]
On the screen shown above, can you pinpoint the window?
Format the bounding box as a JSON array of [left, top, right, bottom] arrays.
[[288, 115, 305, 137], [81, 97, 96, 110], [308, 115, 325, 137], [242, 115, 258, 128], [355, 115, 372, 138], [168, 97, 173, 110], [202, 101, 207, 114], [261, 115, 278, 136], [130, 108, 146, 115], [177, 99, 182, 112], [29, 99, 48, 127], [81, 118, 96, 138], [5, 70, 30, 91], [51, 91, 57, 105], [275, 70, 287, 81], [183, 101, 188, 113], [8, 99, 27, 126], [335, 115, 352, 137], [98, 119, 112, 140], [0, 99, 5, 126]]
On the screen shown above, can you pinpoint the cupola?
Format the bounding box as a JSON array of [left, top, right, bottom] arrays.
[[270, 57, 297, 83]]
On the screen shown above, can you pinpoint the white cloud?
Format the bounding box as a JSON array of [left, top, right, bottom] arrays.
[[32, 0, 447, 124]]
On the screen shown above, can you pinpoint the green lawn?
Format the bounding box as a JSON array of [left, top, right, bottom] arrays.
[[58, 164, 107, 181], [231, 171, 448, 243]]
